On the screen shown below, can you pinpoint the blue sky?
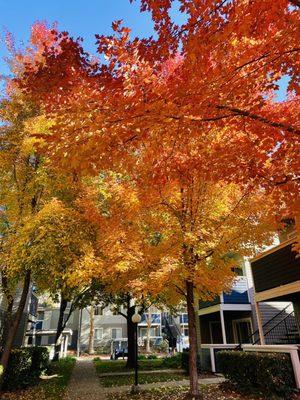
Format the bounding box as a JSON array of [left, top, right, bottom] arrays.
[[0, 0, 156, 77], [0, 0, 287, 100]]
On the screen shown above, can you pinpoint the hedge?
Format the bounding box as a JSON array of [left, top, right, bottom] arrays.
[[181, 350, 201, 374], [217, 350, 295, 398], [3, 346, 49, 391]]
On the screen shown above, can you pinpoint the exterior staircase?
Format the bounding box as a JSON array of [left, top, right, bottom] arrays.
[[161, 313, 182, 349], [236, 304, 300, 349]]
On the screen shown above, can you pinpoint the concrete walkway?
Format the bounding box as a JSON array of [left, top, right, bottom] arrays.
[[98, 368, 186, 377], [65, 358, 225, 399], [64, 358, 104, 400]]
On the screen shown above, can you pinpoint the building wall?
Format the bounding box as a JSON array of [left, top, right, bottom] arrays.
[[78, 308, 127, 352], [196, 256, 293, 348]]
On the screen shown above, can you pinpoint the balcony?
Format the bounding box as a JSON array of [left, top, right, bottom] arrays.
[[28, 293, 38, 320], [199, 277, 249, 309], [140, 313, 161, 324], [251, 240, 300, 298]]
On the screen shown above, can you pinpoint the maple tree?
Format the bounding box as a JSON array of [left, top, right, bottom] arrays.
[[5, 1, 300, 397], [9, 198, 97, 360], [75, 174, 170, 368], [0, 93, 48, 377], [0, 93, 98, 370]]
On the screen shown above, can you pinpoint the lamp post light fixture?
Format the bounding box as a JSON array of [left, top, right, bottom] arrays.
[[131, 312, 141, 393]]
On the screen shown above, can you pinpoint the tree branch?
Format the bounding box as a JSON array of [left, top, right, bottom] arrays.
[[217, 105, 300, 135]]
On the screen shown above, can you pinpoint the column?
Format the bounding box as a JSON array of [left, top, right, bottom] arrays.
[[60, 337, 64, 359], [64, 335, 69, 357], [254, 301, 265, 345], [220, 309, 227, 344]]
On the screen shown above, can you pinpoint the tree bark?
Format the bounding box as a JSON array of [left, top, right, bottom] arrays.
[[53, 297, 68, 361], [1, 299, 14, 349], [126, 305, 136, 368], [0, 271, 31, 389], [186, 280, 202, 400], [88, 305, 95, 355], [0, 276, 14, 348]]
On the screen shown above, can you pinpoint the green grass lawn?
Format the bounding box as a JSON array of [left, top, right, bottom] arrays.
[[99, 372, 186, 387], [106, 385, 267, 400], [1, 357, 76, 400], [94, 356, 182, 374]]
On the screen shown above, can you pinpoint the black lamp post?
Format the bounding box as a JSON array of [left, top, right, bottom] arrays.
[[131, 312, 141, 393]]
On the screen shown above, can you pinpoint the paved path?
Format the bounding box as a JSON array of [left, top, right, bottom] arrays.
[[98, 368, 186, 377], [64, 358, 104, 400], [65, 358, 225, 399]]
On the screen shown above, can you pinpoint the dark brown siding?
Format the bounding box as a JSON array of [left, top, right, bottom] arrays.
[[251, 243, 300, 293]]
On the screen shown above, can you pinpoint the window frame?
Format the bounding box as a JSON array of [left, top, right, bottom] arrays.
[[94, 327, 104, 341], [110, 327, 122, 339]]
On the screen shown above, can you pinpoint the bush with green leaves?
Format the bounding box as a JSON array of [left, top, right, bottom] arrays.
[[147, 354, 158, 359], [217, 350, 295, 398], [95, 343, 111, 354], [138, 354, 147, 360], [2, 346, 49, 391], [181, 350, 201, 373]]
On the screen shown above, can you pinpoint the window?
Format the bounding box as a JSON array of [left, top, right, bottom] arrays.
[[94, 328, 103, 340], [48, 335, 55, 345], [209, 321, 223, 344], [111, 328, 122, 339], [94, 306, 103, 316], [35, 320, 43, 330], [180, 313, 188, 324], [37, 311, 45, 320], [233, 319, 253, 344], [139, 327, 159, 337], [182, 326, 189, 337]]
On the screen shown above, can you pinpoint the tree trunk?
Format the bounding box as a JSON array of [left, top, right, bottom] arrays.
[[88, 305, 95, 355], [126, 305, 136, 368], [0, 271, 31, 389], [186, 280, 202, 400], [146, 312, 151, 353], [0, 298, 14, 349], [53, 297, 68, 361], [0, 276, 14, 348]]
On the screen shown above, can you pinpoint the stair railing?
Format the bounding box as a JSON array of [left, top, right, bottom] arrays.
[[257, 311, 298, 345], [235, 303, 293, 350]]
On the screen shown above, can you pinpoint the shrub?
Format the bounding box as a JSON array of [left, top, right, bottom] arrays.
[[138, 354, 147, 360], [153, 339, 169, 353], [181, 350, 201, 373], [147, 354, 158, 359], [95, 343, 111, 354], [162, 353, 182, 369], [2, 346, 49, 391], [30, 346, 49, 377], [217, 350, 295, 398]]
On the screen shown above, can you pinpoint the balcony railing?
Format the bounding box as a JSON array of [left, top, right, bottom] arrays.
[[140, 313, 161, 324], [29, 293, 38, 317], [199, 277, 249, 309]]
